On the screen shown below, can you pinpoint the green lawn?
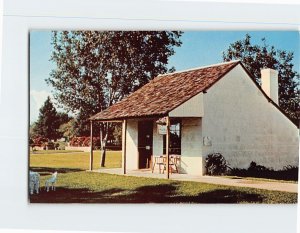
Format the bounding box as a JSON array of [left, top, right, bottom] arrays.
[[29, 150, 297, 204], [30, 150, 121, 171], [31, 149, 83, 154]]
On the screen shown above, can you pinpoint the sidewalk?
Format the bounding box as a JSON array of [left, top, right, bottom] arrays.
[[174, 175, 298, 193], [94, 168, 298, 193]]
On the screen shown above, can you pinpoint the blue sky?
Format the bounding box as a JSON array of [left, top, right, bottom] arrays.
[[30, 31, 300, 123]]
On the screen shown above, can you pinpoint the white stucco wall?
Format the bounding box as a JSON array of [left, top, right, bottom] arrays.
[[169, 93, 204, 117], [202, 64, 299, 170], [125, 119, 139, 170], [180, 118, 203, 175]]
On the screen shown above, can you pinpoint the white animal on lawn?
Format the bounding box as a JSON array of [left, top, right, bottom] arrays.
[[29, 171, 40, 195], [45, 171, 58, 192]]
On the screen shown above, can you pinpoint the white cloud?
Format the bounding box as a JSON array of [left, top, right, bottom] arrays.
[[30, 90, 53, 123], [30, 90, 72, 123], [30, 90, 52, 109]]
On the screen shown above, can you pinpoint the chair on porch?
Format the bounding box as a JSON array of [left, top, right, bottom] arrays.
[[162, 155, 180, 174], [152, 155, 165, 174]]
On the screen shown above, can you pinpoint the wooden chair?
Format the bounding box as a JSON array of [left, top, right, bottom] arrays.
[[162, 155, 180, 174], [171, 155, 181, 173], [152, 155, 165, 174]]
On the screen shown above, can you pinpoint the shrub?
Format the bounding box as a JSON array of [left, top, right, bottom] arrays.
[[45, 141, 55, 150], [69, 136, 101, 147], [205, 153, 229, 176], [57, 141, 66, 150], [229, 162, 298, 181], [82, 137, 90, 146], [33, 136, 48, 147], [248, 161, 268, 172], [54, 142, 60, 150]]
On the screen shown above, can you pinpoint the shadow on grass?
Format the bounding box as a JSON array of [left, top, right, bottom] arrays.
[[30, 167, 83, 176], [30, 183, 263, 203], [30, 187, 124, 203]]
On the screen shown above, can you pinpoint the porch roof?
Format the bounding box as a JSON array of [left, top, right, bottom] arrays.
[[90, 61, 240, 121]]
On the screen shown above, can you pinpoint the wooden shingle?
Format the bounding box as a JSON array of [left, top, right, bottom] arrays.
[[90, 61, 240, 121]]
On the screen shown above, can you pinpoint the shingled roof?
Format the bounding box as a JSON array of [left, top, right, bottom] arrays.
[[90, 61, 240, 121]]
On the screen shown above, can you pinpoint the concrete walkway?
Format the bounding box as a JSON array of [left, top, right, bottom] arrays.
[[93, 168, 298, 193]]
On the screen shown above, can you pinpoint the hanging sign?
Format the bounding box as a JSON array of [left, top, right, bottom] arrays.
[[157, 124, 167, 135]]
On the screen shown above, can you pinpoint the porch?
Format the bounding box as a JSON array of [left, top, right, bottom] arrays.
[[92, 168, 192, 180], [88, 89, 205, 179], [89, 116, 205, 178]]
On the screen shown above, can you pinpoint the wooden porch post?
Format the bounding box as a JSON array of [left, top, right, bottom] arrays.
[[122, 120, 127, 174], [90, 120, 93, 171], [166, 116, 170, 179]]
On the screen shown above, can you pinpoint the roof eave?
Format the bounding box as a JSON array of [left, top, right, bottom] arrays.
[[90, 113, 168, 122]]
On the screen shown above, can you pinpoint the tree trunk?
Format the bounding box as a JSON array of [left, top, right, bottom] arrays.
[[100, 123, 108, 167], [100, 134, 107, 167]]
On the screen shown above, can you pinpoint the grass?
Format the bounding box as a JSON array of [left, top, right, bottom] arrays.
[[29, 150, 298, 204], [31, 149, 84, 154], [30, 150, 122, 170]]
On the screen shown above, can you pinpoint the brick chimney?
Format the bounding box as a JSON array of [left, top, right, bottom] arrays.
[[261, 68, 279, 104]]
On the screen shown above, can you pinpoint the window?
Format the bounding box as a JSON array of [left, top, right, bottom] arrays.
[[163, 120, 181, 155]]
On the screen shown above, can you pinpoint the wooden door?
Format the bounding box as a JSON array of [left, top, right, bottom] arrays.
[[138, 121, 153, 169]]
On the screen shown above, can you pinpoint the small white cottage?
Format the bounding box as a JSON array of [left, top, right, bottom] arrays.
[[90, 61, 299, 176]]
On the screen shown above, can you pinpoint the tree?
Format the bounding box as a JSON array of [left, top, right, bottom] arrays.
[[112, 124, 122, 146], [29, 138, 35, 152], [47, 31, 183, 166], [48, 31, 182, 116], [56, 112, 71, 126], [223, 34, 299, 124], [32, 97, 61, 140], [29, 122, 39, 139], [74, 110, 91, 137], [59, 118, 78, 141]]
